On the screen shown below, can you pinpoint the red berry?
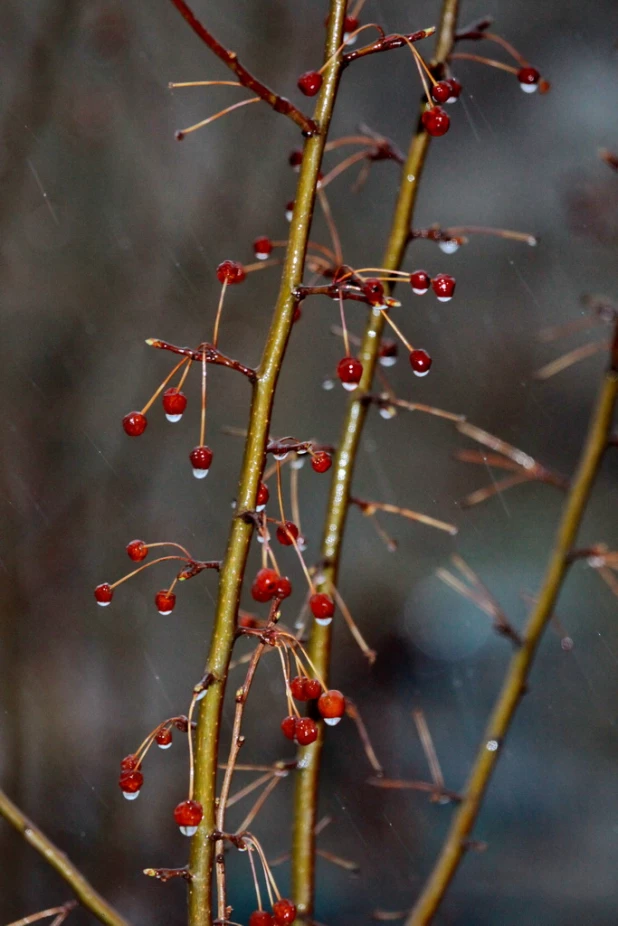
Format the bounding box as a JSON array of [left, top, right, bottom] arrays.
[[281, 715, 297, 741], [272, 899, 297, 926], [253, 236, 273, 260], [309, 592, 335, 625], [432, 273, 456, 302], [216, 260, 246, 285], [249, 913, 274, 926], [126, 539, 148, 562], [155, 728, 172, 749], [94, 583, 113, 606], [162, 387, 187, 422], [297, 70, 323, 96], [304, 678, 322, 700], [173, 799, 203, 836], [122, 411, 147, 437], [317, 689, 346, 726], [238, 613, 258, 629], [344, 14, 360, 34], [293, 304, 302, 323], [288, 149, 303, 169], [311, 451, 332, 473], [445, 76, 462, 102], [517, 66, 540, 93], [361, 278, 385, 306], [410, 269, 431, 295], [422, 106, 450, 137], [155, 590, 176, 615], [285, 200, 295, 221], [409, 349, 432, 377], [379, 339, 398, 367], [119, 768, 143, 800], [120, 754, 138, 770], [290, 675, 310, 701], [337, 356, 363, 391], [251, 568, 280, 603], [275, 576, 293, 600], [189, 445, 213, 479], [256, 481, 269, 512], [431, 80, 452, 104], [276, 521, 299, 546], [295, 716, 318, 745]]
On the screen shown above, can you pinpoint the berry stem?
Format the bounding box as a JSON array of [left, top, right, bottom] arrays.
[[212, 280, 227, 349], [379, 309, 415, 353], [290, 2, 460, 917], [169, 80, 243, 89], [199, 348, 207, 448], [176, 96, 261, 140], [109, 555, 187, 590], [449, 51, 519, 75]]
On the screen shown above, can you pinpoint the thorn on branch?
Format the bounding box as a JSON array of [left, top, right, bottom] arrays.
[[146, 339, 256, 382]]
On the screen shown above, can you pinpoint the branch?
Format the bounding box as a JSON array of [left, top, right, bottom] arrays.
[[186, 5, 348, 924], [342, 28, 436, 66], [290, 1, 462, 919], [167, 0, 318, 136], [0, 789, 129, 926], [405, 322, 618, 924]]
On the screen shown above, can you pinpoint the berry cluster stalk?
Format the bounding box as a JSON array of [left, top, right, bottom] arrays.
[[290, 1, 460, 919], [185, 3, 348, 924], [406, 320, 618, 925]]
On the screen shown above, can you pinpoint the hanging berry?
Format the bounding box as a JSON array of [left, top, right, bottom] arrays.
[[445, 76, 462, 103], [253, 237, 273, 260], [189, 445, 213, 479], [272, 899, 297, 926], [122, 411, 147, 437], [295, 716, 318, 745], [249, 913, 274, 926], [276, 576, 293, 600], [422, 106, 450, 137], [297, 70, 323, 96], [162, 387, 187, 423], [409, 270, 431, 295], [379, 339, 398, 367], [126, 539, 148, 562], [430, 80, 452, 104], [309, 592, 335, 626], [280, 715, 297, 741], [288, 150, 303, 170], [517, 66, 540, 93], [155, 590, 176, 615], [119, 768, 143, 800], [290, 676, 322, 701], [337, 356, 363, 391], [276, 521, 300, 546], [120, 754, 138, 770], [317, 689, 346, 726], [431, 273, 456, 302], [285, 200, 295, 222], [311, 451, 332, 473], [155, 728, 172, 749], [409, 349, 432, 377], [361, 278, 385, 306], [173, 799, 203, 836], [94, 583, 113, 607], [216, 260, 246, 284], [251, 568, 280, 603], [256, 482, 270, 512]]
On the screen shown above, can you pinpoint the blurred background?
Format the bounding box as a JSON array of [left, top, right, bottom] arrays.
[[1, 1, 617, 923]]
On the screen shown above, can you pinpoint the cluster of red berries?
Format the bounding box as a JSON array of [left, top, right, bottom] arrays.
[[249, 899, 296, 926], [281, 687, 345, 744], [430, 77, 462, 105], [409, 270, 456, 301], [94, 539, 178, 613], [251, 568, 292, 603]]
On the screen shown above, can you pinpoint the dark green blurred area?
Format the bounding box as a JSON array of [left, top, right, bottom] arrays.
[[1, 1, 617, 924]]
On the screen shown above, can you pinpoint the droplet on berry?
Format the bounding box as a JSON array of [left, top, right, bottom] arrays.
[[272, 898, 297, 926], [310, 592, 335, 626], [409, 349, 432, 377], [95, 583, 113, 606], [126, 539, 148, 562], [216, 260, 246, 285], [517, 66, 540, 93], [317, 689, 345, 726], [295, 716, 318, 745], [379, 339, 398, 367], [438, 239, 459, 255], [285, 200, 295, 221], [173, 799, 203, 836], [251, 568, 280, 603], [162, 387, 187, 423], [422, 106, 450, 137], [361, 278, 385, 306], [431, 80, 452, 104], [297, 534, 307, 552], [445, 76, 462, 103], [249, 912, 274, 926], [276, 576, 293, 600], [253, 236, 273, 260], [119, 768, 143, 800], [297, 70, 323, 96], [276, 521, 299, 546], [256, 482, 269, 512], [409, 270, 431, 295], [281, 715, 297, 741], [156, 728, 172, 749], [379, 404, 397, 420], [288, 149, 303, 170], [311, 451, 332, 473], [122, 411, 147, 437], [337, 356, 363, 391], [189, 445, 213, 479], [155, 590, 176, 615], [432, 273, 456, 302]]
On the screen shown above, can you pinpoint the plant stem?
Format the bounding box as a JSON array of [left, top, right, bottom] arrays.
[[0, 789, 129, 926], [186, 4, 347, 925], [290, 1, 460, 920], [406, 324, 618, 925]]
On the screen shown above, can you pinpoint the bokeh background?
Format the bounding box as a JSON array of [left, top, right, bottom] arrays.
[[1, 1, 617, 924]]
